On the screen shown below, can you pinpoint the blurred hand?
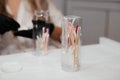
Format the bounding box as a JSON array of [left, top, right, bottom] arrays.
[[14, 20, 54, 39], [0, 14, 20, 35]]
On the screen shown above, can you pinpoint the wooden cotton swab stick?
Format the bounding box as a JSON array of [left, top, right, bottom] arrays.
[[74, 27, 80, 66], [68, 22, 75, 47]]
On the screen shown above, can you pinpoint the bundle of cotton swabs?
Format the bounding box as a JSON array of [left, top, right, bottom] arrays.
[[36, 27, 49, 53], [67, 22, 80, 66]]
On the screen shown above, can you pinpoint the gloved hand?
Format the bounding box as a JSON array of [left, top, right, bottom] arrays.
[[14, 20, 54, 39], [0, 14, 20, 35], [33, 20, 54, 35]]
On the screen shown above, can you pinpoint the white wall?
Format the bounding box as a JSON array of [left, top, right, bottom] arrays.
[[52, 0, 120, 45], [52, 0, 64, 13]]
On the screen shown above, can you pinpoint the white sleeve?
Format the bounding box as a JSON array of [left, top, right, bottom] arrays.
[[48, 2, 63, 27]]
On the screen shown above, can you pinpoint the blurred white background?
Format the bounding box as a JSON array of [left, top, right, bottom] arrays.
[[53, 0, 120, 45]]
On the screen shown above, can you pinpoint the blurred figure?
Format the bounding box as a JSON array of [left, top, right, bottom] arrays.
[[0, 0, 63, 55]]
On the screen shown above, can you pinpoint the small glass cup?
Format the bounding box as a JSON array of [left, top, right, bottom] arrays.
[[33, 10, 49, 56], [61, 15, 82, 72]]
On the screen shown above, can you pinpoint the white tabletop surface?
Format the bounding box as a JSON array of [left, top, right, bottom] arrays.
[[0, 37, 120, 80]]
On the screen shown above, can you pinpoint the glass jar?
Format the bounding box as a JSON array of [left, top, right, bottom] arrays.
[[33, 10, 49, 56], [61, 15, 82, 71]]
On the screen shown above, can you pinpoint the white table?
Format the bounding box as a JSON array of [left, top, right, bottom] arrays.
[[0, 37, 120, 80]]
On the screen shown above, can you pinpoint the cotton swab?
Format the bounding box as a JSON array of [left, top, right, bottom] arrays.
[[44, 28, 49, 51]]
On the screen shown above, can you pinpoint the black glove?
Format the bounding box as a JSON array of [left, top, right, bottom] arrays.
[[0, 14, 20, 34], [33, 20, 54, 35], [14, 29, 33, 39], [14, 20, 54, 39]]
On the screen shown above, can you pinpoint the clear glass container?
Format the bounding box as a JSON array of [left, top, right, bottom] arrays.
[[33, 10, 49, 56], [61, 15, 82, 72]]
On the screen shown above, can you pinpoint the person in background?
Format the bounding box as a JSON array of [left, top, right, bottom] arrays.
[[0, 0, 63, 55]]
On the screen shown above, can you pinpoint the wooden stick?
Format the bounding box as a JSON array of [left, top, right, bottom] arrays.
[[74, 27, 80, 66], [68, 22, 75, 46]]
